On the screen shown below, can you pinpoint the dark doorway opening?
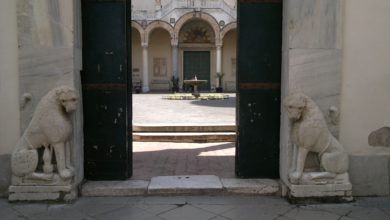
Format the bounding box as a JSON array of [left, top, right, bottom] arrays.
[[183, 51, 211, 91]]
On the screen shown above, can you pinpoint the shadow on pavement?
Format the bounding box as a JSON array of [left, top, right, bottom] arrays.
[[190, 97, 236, 108]]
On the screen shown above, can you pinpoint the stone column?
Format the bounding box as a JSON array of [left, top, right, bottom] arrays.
[[172, 44, 178, 78], [142, 43, 150, 92], [216, 43, 223, 87]]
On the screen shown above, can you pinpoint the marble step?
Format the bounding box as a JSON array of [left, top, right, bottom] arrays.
[[133, 123, 236, 132], [81, 175, 280, 196], [133, 132, 236, 142]]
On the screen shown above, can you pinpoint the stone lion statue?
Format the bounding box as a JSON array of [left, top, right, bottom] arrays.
[[283, 93, 349, 184], [11, 86, 79, 184]]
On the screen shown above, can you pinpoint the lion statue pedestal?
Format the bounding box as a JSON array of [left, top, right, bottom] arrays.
[[8, 86, 79, 202], [283, 93, 352, 203]]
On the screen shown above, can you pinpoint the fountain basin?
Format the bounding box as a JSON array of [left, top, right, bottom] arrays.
[[183, 79, 208, 99], [183, 79, 208, 86]]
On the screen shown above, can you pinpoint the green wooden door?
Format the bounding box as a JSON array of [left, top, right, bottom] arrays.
[[236, 0, 282, 178], [183, 51, 210, 91], [81, 0, 132, 180]]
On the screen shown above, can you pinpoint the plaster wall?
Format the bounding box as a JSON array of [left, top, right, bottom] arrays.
[[0, 0, 19, 196], [222, 30, 236, 91], [148, 28, 173, 89], [339, 0, 390, 196], [132, 29, 143, 82], [340, 0, 390, 155]]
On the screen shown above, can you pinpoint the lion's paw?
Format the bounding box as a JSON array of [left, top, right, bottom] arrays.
[[59, 169, 74, 180]]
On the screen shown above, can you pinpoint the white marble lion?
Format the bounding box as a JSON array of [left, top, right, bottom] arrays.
[[11, 86, 79, 183], [283, 93, 349, 184]]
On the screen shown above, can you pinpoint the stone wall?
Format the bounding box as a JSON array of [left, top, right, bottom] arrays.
[[16, 0, 83, 193], [280, 0, 343, 187], [0, 0, 20, 197]]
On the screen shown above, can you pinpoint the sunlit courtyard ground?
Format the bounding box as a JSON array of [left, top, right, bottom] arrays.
[[132, 93, 236, 179]]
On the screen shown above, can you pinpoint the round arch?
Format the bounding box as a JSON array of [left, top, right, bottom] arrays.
[[220, 22, 237, 40], [131, 21, 145, 43], [144, 20, 174, 45], [174, 12, 221, 45]]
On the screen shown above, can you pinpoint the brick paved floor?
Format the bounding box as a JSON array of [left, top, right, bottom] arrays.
[[132, 142, 235, 180]]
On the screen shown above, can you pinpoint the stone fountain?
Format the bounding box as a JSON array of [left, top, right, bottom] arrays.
[[183, 75, 208, 99]]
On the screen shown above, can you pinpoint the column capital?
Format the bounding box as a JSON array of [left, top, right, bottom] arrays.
[[141, 43, 148, 48], [171, 38, 179, 47], [215, 43, 223, 48]]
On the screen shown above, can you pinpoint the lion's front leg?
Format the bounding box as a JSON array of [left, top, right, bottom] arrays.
[[53, 142, 74, 180], [289, 147, 309, 184], [65, 142, 74, 173], [42, 146, 54, 174]]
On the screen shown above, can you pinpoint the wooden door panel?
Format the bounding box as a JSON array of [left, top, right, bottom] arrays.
[[236, 1, 282, 178], [183, 51, 210, 90], [82, 0, 131, 180]]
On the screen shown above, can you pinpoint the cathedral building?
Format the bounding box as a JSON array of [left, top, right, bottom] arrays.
[[131, 0, 237, 92]]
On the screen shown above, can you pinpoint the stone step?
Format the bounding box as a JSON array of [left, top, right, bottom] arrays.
[[133, 132, 236, 142], [81, 175, 280, 196], [133, 124, 236, 132]]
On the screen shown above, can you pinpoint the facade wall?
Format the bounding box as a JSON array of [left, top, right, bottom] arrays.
[[339, 0, 390, 195], [222, 30, 236, 91], [148, 29, 172, 90], [132, 0, 236, 92], [132, 0, 236, 11], [0, 0, 19, 196], [132, 28, 143, 83]]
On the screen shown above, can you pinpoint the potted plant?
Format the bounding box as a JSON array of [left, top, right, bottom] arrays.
[[171, 76, 179, 93], [216, 72, 224, 93]]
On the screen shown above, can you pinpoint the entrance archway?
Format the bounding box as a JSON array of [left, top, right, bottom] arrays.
[[81, 0, 282, 180], [178, 19, 216, 90]]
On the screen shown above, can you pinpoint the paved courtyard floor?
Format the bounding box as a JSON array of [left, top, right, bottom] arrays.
[[132, 93, 236, 179], [2, 196, 390, 220], [132, 142, 235, 180], [132, 93, 236, 125]]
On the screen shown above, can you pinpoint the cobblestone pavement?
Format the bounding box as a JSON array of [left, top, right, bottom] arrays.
[[132, 93, 236, 125], [1, 196, 390, 220], [132, 142, 235, 180]]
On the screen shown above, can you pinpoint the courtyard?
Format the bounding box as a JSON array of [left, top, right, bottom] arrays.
[[132, 93, 236, 180]]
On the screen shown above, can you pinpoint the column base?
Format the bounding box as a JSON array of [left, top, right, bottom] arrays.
[[8, 185, 77, 202], [142, 86, 150, 93], [285, 173, 353, 204]]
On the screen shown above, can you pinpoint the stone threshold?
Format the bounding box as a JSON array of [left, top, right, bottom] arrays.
[[133, 123, 236, 132], [81, 175, 280, 197], [133, 132, 236, 142]]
